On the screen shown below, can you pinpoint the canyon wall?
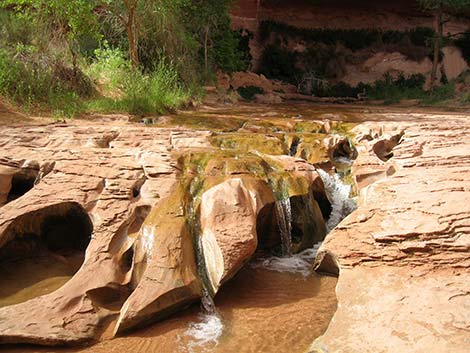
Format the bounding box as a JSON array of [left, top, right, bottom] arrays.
[[231, 0, 470, 89]]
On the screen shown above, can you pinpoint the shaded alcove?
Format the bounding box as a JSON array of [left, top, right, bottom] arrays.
[[6, 172, 37, 203], [256, 183, 331, 252], [0, 168, 38, 207], [0, 202, 93, 307]]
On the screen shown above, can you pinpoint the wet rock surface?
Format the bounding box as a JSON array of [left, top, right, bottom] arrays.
[[0, 109, 333, 346], [1, 104, 468, 351], [313, 115, 470, 352]]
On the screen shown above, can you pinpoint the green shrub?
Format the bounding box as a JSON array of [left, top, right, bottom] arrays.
[[311, 82, 369, 98], [237, 86, 264, 100], [455, 31, 470, 61], [366, 73, 427, 101], [259, 21, 435, 52], [212, 29, 251, 72], [0, 48, 85, 116], [460, 92, 470, 104], [258, 45, 300, 83], [86, 45, 131, 93], [87, 56, 190, 115], [421, 83, 455, 104]]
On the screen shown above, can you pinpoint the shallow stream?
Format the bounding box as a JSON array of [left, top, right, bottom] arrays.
[[4, 258, 337, 353]]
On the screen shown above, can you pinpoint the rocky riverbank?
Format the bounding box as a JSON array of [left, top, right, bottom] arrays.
[[0, 104, 468, 352]]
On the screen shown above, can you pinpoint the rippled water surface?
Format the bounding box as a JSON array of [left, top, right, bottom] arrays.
[[4, 261, 337, 353]]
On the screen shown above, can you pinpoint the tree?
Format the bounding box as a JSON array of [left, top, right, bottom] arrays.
[[0, 0, 98, 75], [418, 0, 470, 92], [97, 0, 143, 68], [180, 0, 247, 74]]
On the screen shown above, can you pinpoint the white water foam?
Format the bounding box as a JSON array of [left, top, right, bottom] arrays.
[[252, 242, 322, 277], [182, 313, 224, 353], [317, 169, 357, 233]]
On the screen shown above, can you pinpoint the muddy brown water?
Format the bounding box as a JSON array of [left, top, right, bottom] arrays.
[[0, 253, 84, 308], [1, 261, 337, 353]]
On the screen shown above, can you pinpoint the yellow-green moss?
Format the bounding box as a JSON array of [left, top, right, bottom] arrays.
[[210, 133, 288, 155]]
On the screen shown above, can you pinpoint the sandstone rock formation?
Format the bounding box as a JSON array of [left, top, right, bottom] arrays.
[[312, 114, 470, 353], [343, 52, 434, 88], [442, 46, 469, 81], [0, 115, 329, 346]]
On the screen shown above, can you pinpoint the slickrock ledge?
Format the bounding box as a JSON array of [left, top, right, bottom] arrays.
[[0, 118, 329, 346], [312, 115, 470, 353]]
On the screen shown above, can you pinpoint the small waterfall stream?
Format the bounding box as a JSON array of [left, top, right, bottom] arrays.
[[184, 180, 224, 352], [274, 198, 293, 257], [317, 169, 357, 233], [183, 234, 224, 352], [256, 169, 357, 276]]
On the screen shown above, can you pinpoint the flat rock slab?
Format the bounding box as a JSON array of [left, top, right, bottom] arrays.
[[313, 116, 470, 352]]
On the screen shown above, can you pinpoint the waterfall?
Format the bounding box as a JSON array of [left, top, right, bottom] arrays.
[[274, 198, 293, 256], [317, 169, 357, 233], [252, 242, 322, 277], [181, 237, 224, 352], [182, 179, 224, 351]]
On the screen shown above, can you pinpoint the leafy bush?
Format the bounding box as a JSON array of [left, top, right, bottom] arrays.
[[455, 30, 470, 61], [421, 83, 455, 105], [258, 45, 300, 83], [87, 55, 190, 115], [0, 48, 85, 115], [237, 86, 264, 100], [213, 29, 251, 72], [366, 73, 427, 102], [311, 82, 370, 98], [259, 21, 435, 52], [87, 45, 131, 93]]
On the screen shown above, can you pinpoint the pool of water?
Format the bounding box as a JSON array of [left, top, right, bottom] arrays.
[[2, 258, 337, 353], [0, 252, 84, 308]]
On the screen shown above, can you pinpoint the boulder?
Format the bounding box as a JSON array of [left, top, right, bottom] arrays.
[[0, 124, 203, 345], [199, 177, 274, 293]]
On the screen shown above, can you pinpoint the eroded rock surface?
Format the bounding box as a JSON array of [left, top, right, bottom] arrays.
[[0, 124, 195, 344], [0, 115, 329, 346], [312, 115, 470, 353]]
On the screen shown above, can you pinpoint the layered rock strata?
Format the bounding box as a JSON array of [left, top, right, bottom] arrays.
[[0, 118, 329, 345], [312, 116, 470, 353]]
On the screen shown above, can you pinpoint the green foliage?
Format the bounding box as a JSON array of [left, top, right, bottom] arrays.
[[259, 21, 435, 51], [179, 0, 249, 74], [366, 73, 427, 102], [0, 48, 86, 115], [418, 0, 470, 10], [258, 45, 301, 83], [1, 0, 99, 51], [421, 83, 456, 104], [312, 82, 369, 98], [460, 91, 470, 103], [237, 86, 264, 100], [87, 45, 131, 92], [212, 28, 250, 72], [455, 31, 470, 61], [87, 53, 190, 115]]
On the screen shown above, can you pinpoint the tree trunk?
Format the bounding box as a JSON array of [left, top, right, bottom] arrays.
[[125, 1, 139, 68], [430, 3, 443, 93], [204, 25, 209, 75], [127, 20, 139, 68]]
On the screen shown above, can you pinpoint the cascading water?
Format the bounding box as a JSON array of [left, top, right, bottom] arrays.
[[183, 179, 224, 352], [274, 198, 293, 256], [317, 169, 357, 233], [252, 242, 322, 277], [256, 169, 357, 276], [182, 258, 224, 353]]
